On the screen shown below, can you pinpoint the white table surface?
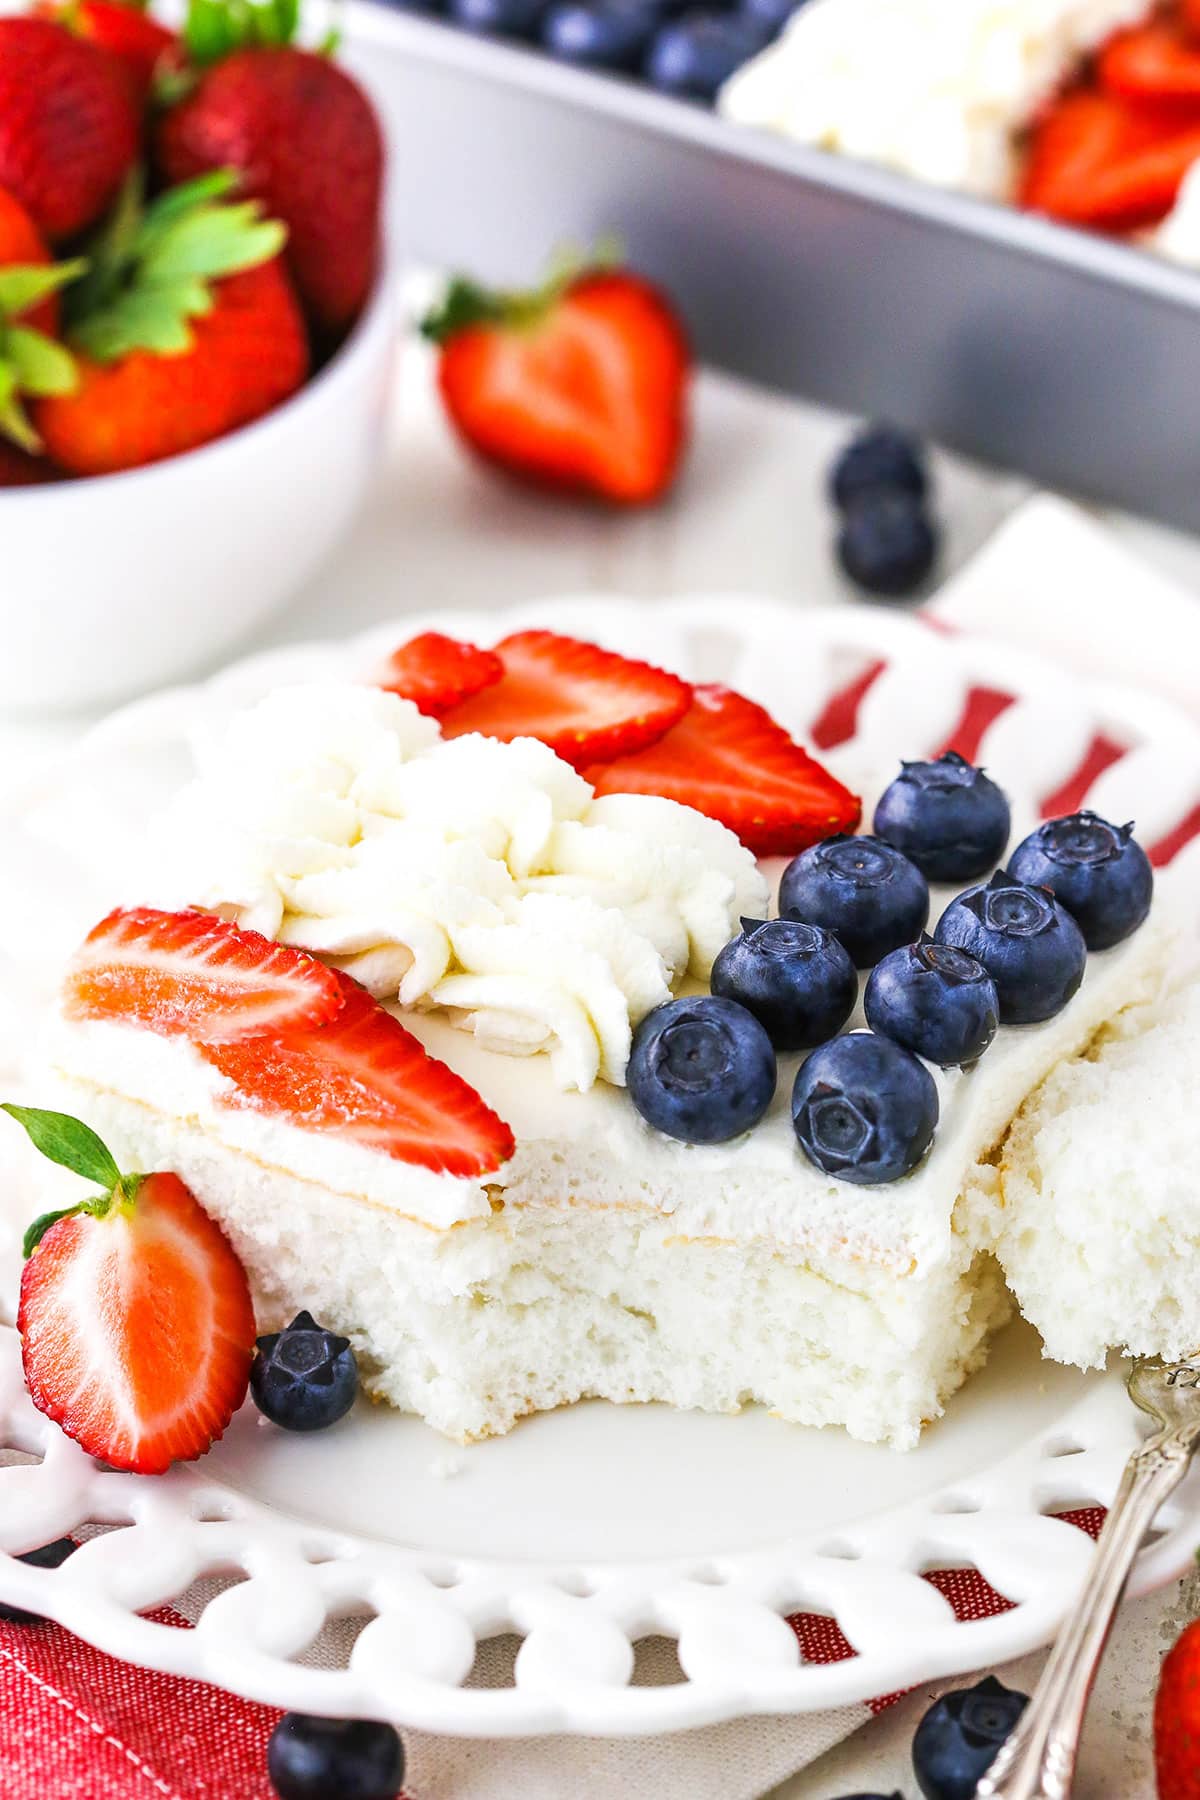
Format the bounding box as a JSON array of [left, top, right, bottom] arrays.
[[11, 330, 1200, 1798]]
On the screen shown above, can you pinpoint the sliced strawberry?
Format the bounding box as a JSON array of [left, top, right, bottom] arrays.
[[1099, 17, 1200, 103], [64, 906, 345, 1044], [424, 264, 690, 506], [202, 971, 515, 1179], [440, 629, 692, 767], [1020, 87, 1200, 227], [376, 631, 504, 718], [8, 1106, 255, 1475], [586, 684, 862, 857]]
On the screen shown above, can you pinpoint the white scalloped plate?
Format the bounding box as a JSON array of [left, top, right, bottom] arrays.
[[2, 594, 1200, 1738]]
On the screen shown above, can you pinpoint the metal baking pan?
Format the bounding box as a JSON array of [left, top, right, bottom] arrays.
[[344, 2, 1200, 535]]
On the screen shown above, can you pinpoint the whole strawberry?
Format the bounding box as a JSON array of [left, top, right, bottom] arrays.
[[39, 0, 179, 103], [157, 3, 383, 336], [423, 256, 691, 505], [0, 186, 83, 457], [1157, 1618, 1200, 1799], [0, 17, 140, 241], [36, 171, 309, 475]]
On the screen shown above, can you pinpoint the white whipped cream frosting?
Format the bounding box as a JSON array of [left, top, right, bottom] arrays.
[[156, 683, 768, 1093], [720, 0, 1146, 196]]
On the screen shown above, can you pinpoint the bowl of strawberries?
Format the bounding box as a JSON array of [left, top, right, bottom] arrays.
[[0, 0, 392, 713]]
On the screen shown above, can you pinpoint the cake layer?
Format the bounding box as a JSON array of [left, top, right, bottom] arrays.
[[46, 914, 1174, 1277], [41, 1079, 1014, 1448], [996, 974, 1200, 1368]]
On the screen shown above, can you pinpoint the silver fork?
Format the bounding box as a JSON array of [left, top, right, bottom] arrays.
[[975, 1358, 1200, 1800]]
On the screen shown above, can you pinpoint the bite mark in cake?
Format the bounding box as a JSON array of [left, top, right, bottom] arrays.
[[14, 628, 1175, 1459]]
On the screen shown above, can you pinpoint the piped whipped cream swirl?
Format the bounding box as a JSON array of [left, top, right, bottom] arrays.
[[158, 683, 768, 1092], [720, 0, 1146, 197]]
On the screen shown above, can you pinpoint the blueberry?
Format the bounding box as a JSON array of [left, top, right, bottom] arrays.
[[738, 0, 808, 34], [873, 752, 1011, 883], [710, 916, 857, 1051], [792, 1031, 937, 1184], [251, 1311, 358, 1433], [0, 1538, 76, 1626], [830, 423, 928, 510], [779, 834, 930, 968], [645, 10, 769, 99], [838, 490, 939, 597], [912, 1674, 1028, 1800], [543, 0, 663, 64], [865, 939, 998, 1067], [449, 0, 544, 34], [628, 995, 776, 1143], [934, 869, 1086, 1025], [1008, 811, 1153, 951], [267, 1715, 405, 1800]]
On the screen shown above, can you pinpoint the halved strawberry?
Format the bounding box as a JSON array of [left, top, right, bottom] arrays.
[[376, 631, 504, 718], [7, 1105, 255, 1475], [423, 263, 691, 506], [64, 906, 345, 1043], [1099, 18, 1200, 103], [1020, 87, 1200, 228], [202, 971, 515, 1178], [586, 684, 862, 856], [440, 629, 692, 767]]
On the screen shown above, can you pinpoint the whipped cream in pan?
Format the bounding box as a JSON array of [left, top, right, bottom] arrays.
[[155, 684, 767, 1093], [719, 0, 1147, 196]]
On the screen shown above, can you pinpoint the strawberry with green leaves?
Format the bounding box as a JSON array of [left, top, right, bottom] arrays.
[[156, 0, 384, 336], [6, 1104, 256, 1475], [35, 169, 308, 476], [422, 255, 691, 505], [0, 186, 82, 466]]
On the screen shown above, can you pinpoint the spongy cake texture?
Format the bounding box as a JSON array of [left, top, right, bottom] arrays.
[[997, 978, 1200, 1368]]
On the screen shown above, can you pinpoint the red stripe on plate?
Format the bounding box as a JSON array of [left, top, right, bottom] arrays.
[[810, 660, 886, 750], [1040, 735, 1127, 819], [1149, 800, 1200, 868], [935, 687, 1014, 764]]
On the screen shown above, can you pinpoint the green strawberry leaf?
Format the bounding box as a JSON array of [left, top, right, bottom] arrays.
[[182, 0, 315, 61], [184, 0, 241, 60], [420, 243, 624, 344], [2, 1105, 124, 1190], [138, 171, 240, 240], [0, 260, 87, 324], [66, 174, 146, 328], [0, 365, 40, 454], [72, 280, 215, 360], [6, 328, 78, 399], [67, 173, 287, 365], [139, 202, 285, 284], [420, 278, 507, 344], [23, 1201, 89, 1260]]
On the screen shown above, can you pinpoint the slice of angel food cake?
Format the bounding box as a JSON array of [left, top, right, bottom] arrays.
[[31, 629, 1175, 1451]]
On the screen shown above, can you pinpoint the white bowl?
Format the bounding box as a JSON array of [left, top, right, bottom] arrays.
[[0, 259, 398, 716]]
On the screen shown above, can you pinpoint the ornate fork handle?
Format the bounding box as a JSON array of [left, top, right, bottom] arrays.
[[976, 1426, 1198, 1800]]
